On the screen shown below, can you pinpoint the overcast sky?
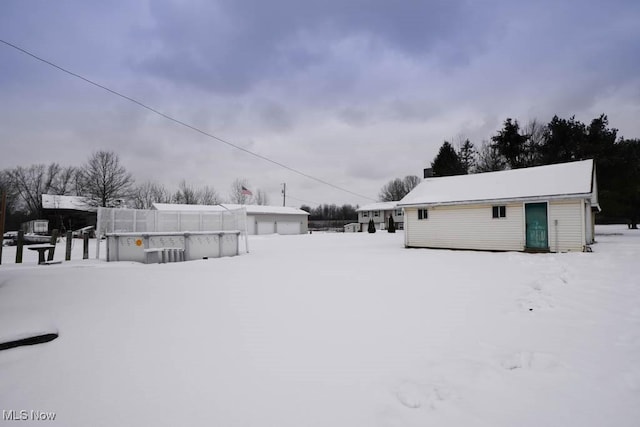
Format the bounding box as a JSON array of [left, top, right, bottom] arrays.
[[1, 0, 639, 206]]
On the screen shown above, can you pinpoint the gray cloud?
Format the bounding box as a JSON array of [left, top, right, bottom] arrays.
[[1, 0, 639, 205], [135, 0, 500, 94]]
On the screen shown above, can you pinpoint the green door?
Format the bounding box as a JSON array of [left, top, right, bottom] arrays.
[[525, 203, 548, 250]]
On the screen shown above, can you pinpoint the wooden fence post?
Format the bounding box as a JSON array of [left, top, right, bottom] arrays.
[[65, 231, 73, 261], [83, 233, 89, 260], [47, 229, 58, 261], [16, 230, 24, 264]]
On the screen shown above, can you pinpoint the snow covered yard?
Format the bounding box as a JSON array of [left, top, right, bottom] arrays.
[[1, 226, 639, 426]]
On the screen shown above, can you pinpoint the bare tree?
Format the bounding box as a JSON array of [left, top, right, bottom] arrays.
[[5, 163, 72, 217], [379, 178, 405, 201], [82, 151, 134, 207], [475, 140, 506, 173], [0, 169, 20, 215], [198, 185, 221, 205], [379, 175, 421, 201], [403, 175, 421, 192], [521, 119, 545, 167], [229, 178, 253, 204], [50, 166, 81, 195], [132, 181, 172, 209], [173, 180, 199, 204], [173, 180, 221, 205], [254, 189, 269, 205]]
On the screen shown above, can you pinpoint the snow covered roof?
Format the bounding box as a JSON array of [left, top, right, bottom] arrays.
[[356, 202, 399, 212], [399, 159, 596, 207], [152, 203, 309, 216], [42, 194, 96, 211]]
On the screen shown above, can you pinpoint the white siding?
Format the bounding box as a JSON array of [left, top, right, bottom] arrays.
[[405, 199, 587, 252], [257, 221, 275, 234], [548, 200, 585, 252], [276, 221, 301, 235], [405, 203, 524, 251], [246, 215, 256, 235], [249, 214, 308, 235], [359, 209, 403, 229]]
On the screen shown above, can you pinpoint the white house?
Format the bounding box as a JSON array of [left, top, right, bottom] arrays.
[[356, 202, 404, 231], [153, 203, 309, 235], [357, 202, 404, 231], [398, 159, 599, 252]]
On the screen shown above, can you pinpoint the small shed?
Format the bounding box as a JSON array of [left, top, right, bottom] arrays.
[[398, 159, 599, 252], [152, 203, 309, 235], [356, 202, 404, 231], [343, 223, 359, 233]]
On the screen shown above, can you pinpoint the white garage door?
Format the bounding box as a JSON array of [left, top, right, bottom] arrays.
[[257, 221, 275, 235], [276, 221, 301, 235]]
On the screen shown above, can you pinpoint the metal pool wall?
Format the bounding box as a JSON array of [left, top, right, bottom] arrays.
[[106, 231, 241, 262]]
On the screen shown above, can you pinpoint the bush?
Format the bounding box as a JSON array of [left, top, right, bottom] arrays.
[[388, 216, 396, 233], [367, 218, 376, 233]]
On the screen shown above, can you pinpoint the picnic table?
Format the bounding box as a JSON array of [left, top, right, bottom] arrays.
[[27, 244, 56, 265]]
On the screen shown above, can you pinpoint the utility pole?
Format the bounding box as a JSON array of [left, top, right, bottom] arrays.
[[281, 183, 286, 207]]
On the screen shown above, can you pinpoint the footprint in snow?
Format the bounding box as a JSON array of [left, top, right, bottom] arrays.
[[517, 292, 555, 311], [500, 351, 559, 371], [393, 381, 455, 410]]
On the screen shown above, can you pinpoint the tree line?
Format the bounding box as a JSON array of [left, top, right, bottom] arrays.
[[0, 150, 270, 230], [300, 204, 358, 221], [428, 114, 639, 226]]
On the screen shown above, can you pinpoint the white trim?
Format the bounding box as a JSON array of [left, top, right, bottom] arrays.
[[400, 193, 592, 209], [404, 209, 409, 247], [546, 201, 550, 251], [95, 207, 102, 259], [580, 199, 586, 249]]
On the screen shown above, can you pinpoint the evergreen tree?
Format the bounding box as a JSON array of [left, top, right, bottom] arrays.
[[539, 115, 586, 164], [491, 118, 530, 168], [609, 139, 640, 228], [458, 139, 477, 173], [368, 218, 376, 233], [387, 216, 396, 233], [431, 141, 465, 176]]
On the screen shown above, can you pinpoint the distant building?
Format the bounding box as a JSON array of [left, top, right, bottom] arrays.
[[42, 194, 97, 233], [356, 202, 404, 232], [399, 159, 599, 252], [343, 223, 359, 233]]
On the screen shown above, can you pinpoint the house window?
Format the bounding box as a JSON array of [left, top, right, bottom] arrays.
[[395, 209, 403, 216], [363, 211, 369, 218], [418, 209, 428, 220], [492, 206, 506, 218], [374, 211, 379, 217]]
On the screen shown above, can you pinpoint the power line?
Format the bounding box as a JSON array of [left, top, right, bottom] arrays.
[[286, 194, 323, 206], [0, 39, 377, 202]]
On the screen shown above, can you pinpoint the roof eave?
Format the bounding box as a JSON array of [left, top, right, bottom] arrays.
[[398, 192, 594, 208]]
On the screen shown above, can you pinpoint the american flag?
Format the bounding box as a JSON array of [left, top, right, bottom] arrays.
[[241, 186, 253, 196]]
